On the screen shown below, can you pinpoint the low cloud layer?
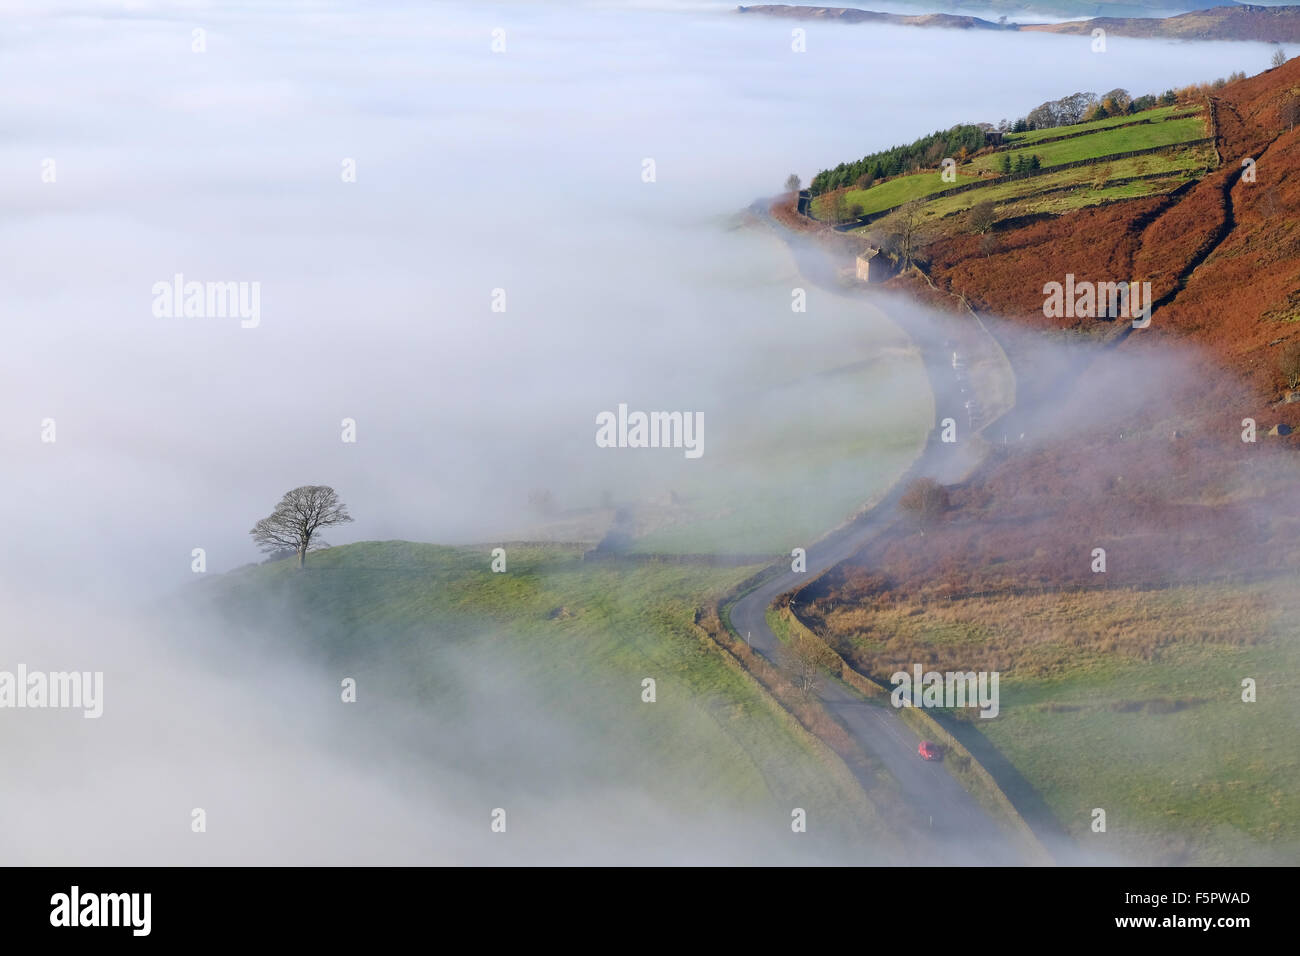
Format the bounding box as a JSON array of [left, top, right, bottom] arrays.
[[1, 0, 1289, 865]]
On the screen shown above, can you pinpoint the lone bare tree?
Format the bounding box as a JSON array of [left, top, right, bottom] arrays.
[[969, 199, 997, 235], [784, 173, 802, 193], [1281, 341, 1300, 391], [894, 199, 926, 268], [829, 188, 849, 224], [783, 630, 838, 698], [1282, 94, 1300, 132], [250, 485, 353, 569]]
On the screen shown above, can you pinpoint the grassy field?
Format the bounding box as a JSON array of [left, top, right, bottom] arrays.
[[1002, 105, 1198, 146], [829, 108, 1208, 229], [811, 169, 979, 219], [904, 146, 1214, 223], [970, 114, 1207, 174], [987, 634, 1300, 865], [1010, 175, 1188, 215], [191, 541, 896, 861], [815, 580, 1300, 864]]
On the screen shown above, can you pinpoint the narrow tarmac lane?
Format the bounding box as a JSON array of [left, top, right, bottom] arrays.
[[729, 202, 1028, 863]]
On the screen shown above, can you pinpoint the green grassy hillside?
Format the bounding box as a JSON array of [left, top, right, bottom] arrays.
[[1002, 105, 1197, 146], [186, 541, 900, 861], [888, 145, 1214, 225], [970, 114, 1207, 174], [818, 104, 1211, 234], [812, 170, 979, 219]]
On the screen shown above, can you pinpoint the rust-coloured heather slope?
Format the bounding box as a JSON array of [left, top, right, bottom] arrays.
[[795, 60, 1300, 636], [898, 58, 1300, 432], [780, 63, 1300, 868]]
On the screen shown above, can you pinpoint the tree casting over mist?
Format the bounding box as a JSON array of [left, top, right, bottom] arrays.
[[250, 485, 353, 568]]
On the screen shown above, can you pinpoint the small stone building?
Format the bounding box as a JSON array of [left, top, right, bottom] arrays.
[[855, 245, 899, 283], [856, 248, 877, 281]]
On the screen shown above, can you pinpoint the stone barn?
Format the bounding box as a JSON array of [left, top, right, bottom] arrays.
[[856, 246, 897, 283]]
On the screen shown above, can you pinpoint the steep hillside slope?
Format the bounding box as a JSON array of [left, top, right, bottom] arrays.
[[906, 56, 1300, 432], [771, 56, 1300, 866]]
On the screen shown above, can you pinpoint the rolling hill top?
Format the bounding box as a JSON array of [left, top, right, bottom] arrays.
[[739, 3, 1300, 42]]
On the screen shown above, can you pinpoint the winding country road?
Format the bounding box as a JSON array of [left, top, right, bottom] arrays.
[[730, 203, 1028, 863]]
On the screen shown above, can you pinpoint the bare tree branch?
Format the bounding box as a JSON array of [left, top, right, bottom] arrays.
[[782, 630, 839, 698], [250, 485, 353, 569]]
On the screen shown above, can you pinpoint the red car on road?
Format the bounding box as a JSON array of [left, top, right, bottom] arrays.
[[918, 741, 943, 761]]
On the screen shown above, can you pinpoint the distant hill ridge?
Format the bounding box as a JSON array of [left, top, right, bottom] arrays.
[[737, 4, 1300, 42]]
